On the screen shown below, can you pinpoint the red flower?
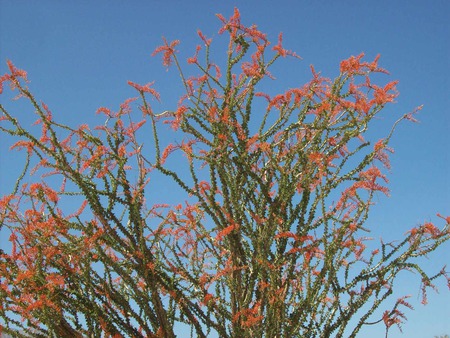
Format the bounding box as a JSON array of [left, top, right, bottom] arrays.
[[216, 224, 237, 242], [217, 7, 241, 39], [272, 33, 300, 58], [188, 45, 202, 64], [127, 80, 160, 100], [151, 38, 180, 68], [372, 81, 398, 105], [197, 30, 212, 46], [340, 53, 365, 74]]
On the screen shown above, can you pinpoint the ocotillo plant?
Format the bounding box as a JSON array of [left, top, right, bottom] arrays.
[[0, 8, 448, 338]]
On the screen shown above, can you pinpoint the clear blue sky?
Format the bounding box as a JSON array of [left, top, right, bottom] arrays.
[[0, 1, 449, 337]]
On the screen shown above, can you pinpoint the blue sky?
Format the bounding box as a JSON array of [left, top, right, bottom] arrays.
[[0, 1, 449, 337]]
